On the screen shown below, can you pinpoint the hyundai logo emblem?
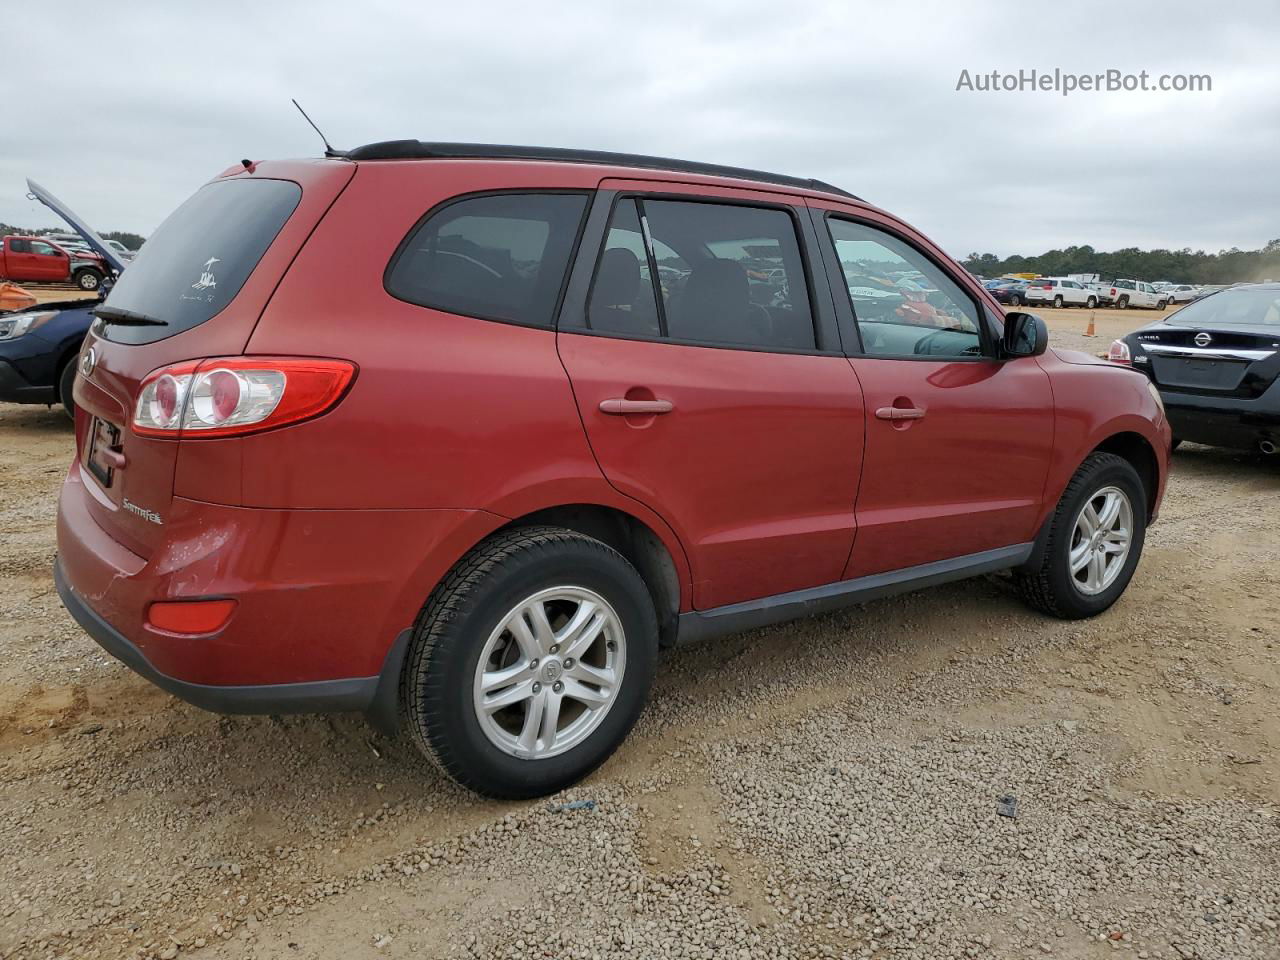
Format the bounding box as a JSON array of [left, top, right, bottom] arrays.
[[1194, 332, 1212, 347], [79, 347, 97, 377]]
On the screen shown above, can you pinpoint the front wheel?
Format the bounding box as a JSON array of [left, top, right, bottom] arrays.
[[401, 526, 658, 799], [1086, 296, 1098, 309], [1009, 294, 1022, 306], [1015, 452, 1147, 619]]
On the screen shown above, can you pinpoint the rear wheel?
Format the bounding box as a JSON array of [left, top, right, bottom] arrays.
[[401, 526, 658, 799], [57, 359, 77, 419], [1053, 295, 1064, 308], [73, 268, 102, 291], [1116, 295, 1129, 309], [1016, 453, 1147, 619]]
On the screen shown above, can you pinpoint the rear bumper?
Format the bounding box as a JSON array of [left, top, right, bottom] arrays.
[[1161, 382, 1280, 449], [0, 358, 55, 404], [55, 556, 404, 717], [55, 459, 505, 717]]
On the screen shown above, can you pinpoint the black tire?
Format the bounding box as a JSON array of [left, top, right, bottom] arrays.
[[57, 359, 77, 419], [1116, 295, 1129, 309], [1053, 295, 1064, 308], [1015, 452, 1147, 620], [1086, 296, 1097, 309], [1158, 299, 1168, 310], [401, 525, 659, 799], [73, 269, 102, 291], [1009, 294, 1022, 307]]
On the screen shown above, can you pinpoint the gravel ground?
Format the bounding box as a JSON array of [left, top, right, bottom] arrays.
[[1, 307, 1277, 960]]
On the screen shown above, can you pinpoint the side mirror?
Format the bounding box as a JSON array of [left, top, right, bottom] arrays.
[[1002, 311, 1048, 358]]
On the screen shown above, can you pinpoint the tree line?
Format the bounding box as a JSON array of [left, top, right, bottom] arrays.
[[962, 240, 1280, 285], [0, 223, 146, 251]]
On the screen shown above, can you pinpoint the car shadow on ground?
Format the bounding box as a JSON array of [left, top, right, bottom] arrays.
[[0, 402, 74, 433]]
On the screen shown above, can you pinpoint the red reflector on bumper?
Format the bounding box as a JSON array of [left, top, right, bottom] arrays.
[[147, 599, 237, 634]]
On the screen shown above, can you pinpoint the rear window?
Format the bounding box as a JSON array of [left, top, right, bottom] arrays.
[[385, 193, 588, 328], [100, 178, 301, 343]]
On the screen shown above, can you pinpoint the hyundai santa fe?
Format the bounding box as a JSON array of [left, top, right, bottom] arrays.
[[54, 141, 1170, 798]]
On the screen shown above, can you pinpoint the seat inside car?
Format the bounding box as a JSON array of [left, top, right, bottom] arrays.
[[669, 257, 773, 346]]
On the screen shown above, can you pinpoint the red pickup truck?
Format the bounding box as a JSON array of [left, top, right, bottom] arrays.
[[0, 235, 107, 290]]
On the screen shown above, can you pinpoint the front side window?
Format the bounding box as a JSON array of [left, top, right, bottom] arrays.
[[31, 241, 57, 257], [586, 197, 816, 351], [827, 218, 982, 358], [387, 192, 588, 328]]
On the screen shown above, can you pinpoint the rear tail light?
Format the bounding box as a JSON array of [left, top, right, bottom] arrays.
[[1108, 339, 1132, 365], [134, 357, 355, 438]]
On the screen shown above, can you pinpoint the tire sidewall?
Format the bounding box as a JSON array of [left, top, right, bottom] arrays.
[[412, 536, 657, 798], [1047, 461, 1147, 617], [57, 360, 77, 418]]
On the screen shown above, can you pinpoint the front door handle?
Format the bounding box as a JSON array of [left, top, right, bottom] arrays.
[[599, 398, 674, 416], [875, 406, 926, 421]]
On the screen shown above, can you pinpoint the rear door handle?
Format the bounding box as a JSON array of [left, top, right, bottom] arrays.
[[599, 398, 674, 416], [875, 406, 926, 421]]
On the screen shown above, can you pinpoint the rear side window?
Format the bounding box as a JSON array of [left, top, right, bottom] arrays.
[[585, 197, 815, 351], [101, 178, 301, 343], [386, 193, 588, 328]]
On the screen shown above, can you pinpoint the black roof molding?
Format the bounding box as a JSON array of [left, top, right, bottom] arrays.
[[340, 140, 860, 200]]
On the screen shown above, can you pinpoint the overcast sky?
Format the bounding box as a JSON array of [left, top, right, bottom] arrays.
[[3, 0, 1277, 258]]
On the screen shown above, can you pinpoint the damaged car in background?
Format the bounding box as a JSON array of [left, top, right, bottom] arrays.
[[0, 180, 127, 417]]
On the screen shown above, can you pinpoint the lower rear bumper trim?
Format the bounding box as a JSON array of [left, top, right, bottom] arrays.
[[54, 557, 402, 718]]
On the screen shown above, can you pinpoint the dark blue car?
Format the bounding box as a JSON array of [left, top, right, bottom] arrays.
[[0, 180, 127, 417], [0, 297, 101, 416]]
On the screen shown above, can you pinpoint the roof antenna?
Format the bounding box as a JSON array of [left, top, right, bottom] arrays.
[[292, 99, 346, 158]]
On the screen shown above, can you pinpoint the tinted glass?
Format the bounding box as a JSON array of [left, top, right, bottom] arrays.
[[598, 199, 814, 350], [10, 239, 30, 253], [31, 241, 58, 256], [387, 193, 588, 328], [101, 178, 301, 344], [827, 219, 982, 358], [1170, 288, 1280, 326], [586, 199, 662, 337]]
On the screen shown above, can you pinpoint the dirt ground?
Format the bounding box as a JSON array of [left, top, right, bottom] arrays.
[[1, 306, 1277, 960]]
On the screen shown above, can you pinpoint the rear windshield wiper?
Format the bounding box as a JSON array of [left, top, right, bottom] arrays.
[[92, 305, 168, 327]]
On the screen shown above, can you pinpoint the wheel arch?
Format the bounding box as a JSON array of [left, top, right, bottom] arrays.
[[1090, 431, 1160, 521], [496, 504, 684, 648]]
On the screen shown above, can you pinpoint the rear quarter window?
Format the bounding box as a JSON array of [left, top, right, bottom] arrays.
[[100, 178, 302, 344], [385, 192, 588, 328]]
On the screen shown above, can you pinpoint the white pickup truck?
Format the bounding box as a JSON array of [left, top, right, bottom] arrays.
[[1109, 278, 1169, 310]]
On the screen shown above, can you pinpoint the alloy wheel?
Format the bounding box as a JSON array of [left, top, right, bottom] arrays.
[[472, 586, 625, 759], [1068, 485, 1133, 595]]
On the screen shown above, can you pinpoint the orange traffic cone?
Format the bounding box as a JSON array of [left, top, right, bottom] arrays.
[[1084, 312, 1097, 337]]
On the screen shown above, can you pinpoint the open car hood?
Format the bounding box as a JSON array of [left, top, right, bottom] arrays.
[[26, 178, 126, 275]]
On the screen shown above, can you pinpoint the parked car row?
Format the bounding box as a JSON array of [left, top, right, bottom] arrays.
[[982, 275, 1214, 311]]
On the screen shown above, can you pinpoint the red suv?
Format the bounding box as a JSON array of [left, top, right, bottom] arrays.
[[54, 142, 1170, 798]]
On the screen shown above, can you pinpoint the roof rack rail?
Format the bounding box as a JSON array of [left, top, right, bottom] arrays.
[[338, 140, 861, 201]]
